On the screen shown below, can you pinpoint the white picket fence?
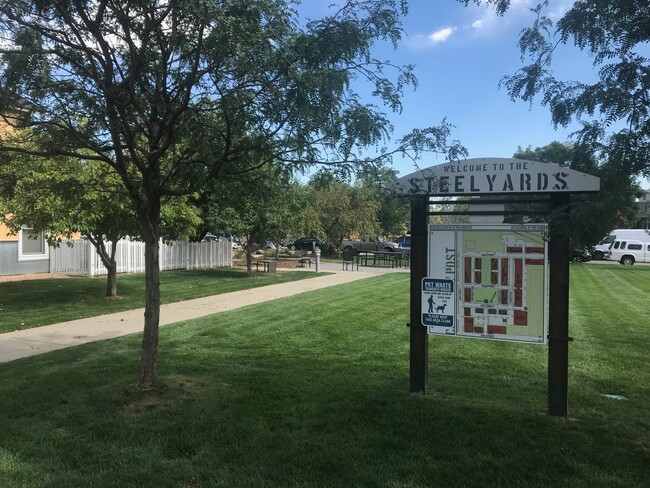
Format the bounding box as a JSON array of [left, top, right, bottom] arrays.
[[49, 238, 232, 277]]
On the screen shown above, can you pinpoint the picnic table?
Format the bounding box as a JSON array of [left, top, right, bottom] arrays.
[[357, 251, 409, 268]]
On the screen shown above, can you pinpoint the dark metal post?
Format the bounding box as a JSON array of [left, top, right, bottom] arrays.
[[548, 193, 571, 416], [410, 196, 429, 393]]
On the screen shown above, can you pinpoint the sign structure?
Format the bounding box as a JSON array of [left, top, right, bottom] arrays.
[[393, 158, 600, 196], [426, 224, 548, 344]]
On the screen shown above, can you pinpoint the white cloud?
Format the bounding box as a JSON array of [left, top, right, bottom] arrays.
[[428, 27, 455, 43], [467, 0, 575, 36], [462, 0, 537, 38]]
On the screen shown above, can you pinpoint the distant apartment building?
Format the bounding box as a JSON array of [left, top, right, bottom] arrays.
[[636, 190, 650, 229]]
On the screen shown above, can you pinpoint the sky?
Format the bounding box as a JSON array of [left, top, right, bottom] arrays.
[[298, 0, 600, 179]]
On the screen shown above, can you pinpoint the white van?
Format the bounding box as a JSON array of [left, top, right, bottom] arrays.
[[607, 239, 650, 265], [594, 229, 650, 259]]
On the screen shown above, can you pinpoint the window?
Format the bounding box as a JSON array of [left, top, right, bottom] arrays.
[[18, 227, 49, 261], [628, 244, 642, 250], [613, 241, 620, 249]]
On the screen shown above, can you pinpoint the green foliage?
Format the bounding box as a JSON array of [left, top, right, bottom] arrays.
[[356, 167, 410, 235], [0, 0, 463, 383], [513, 141, 641, 246], [198, 164, 303, 244], [466, 0, 650, 180], [198, 163, 305, 272], [305, 172, 381, 251]]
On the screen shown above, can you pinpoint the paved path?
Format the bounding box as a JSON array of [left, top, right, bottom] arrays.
[[0, 265, 402, 363]]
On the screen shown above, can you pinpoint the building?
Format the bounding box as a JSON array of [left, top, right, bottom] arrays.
[[636, 190, 650, 229], [0, 222, 50, 275]]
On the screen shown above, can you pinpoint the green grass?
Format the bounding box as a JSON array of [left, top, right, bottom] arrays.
[[0, 267, 649, 487], [0, 268, 323, 333]]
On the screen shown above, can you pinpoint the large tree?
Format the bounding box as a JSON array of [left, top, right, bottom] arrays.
[[0, 1, 461, 386], [464, 0, 650, 179], [357, 167, 409, 236], [513, 141, 641, 247]]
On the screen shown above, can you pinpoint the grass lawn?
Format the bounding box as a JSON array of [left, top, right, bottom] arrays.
[[0, 265, 648, 487], [0, 268, 323, 333]]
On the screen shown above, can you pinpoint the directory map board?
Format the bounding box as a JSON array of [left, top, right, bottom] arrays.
[[424, 224, 548, 344]]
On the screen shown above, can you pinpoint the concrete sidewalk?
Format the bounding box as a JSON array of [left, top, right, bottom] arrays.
[[0, 268, 381, 363]]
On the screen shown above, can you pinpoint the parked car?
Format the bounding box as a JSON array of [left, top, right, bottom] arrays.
[[243, 240, 276, 251], [203, 234, 227, 243], [570, 248, 592, 263], [394, 235, 411, 253], [592, 229, 650, 259], [288, 236, 325, 251], [607, 238, 650, 265], [340, 235, 400, 253]]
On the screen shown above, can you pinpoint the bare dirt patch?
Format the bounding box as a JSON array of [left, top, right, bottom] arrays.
[[0, 272, 77, 283]]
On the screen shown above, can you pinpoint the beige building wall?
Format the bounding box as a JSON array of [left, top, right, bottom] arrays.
[[0, 222, 18, 241]]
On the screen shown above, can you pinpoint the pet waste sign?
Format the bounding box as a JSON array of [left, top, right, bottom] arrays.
[[421, 278, 455, 333]]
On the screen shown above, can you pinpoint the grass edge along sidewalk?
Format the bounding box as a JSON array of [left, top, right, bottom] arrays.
[[0, 269, 375, 363], [0, 268, 648, 487], [0, 268, 334, 333]]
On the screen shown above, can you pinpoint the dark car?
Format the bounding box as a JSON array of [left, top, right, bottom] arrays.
[[288, 236, 325, 251], [394, 235, 411, 251], [570, 248, 592, 263]]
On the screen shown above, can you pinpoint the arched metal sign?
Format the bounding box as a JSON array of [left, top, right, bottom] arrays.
[[393, 158, 600, 196], [395, 158, 599, 417]]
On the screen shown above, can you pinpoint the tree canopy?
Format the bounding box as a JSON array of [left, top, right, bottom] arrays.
[[464, 0, 650, 179], [307, 172, 381, 253], [513, 141, 641, 247], [0, 0, 462, 386]]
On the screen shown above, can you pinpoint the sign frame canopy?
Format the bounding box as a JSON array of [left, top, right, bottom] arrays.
[[393, 158, 600, 196]]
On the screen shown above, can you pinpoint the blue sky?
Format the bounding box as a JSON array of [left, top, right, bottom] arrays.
[[299, 0, 594, 178]]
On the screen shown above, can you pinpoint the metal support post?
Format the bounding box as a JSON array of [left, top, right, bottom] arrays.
[[409, 196, 429, 394], [548, 193, 571, 416]]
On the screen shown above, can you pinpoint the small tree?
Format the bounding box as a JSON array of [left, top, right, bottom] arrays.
[[205, 163, 304, 276], [0, 142, 201, 296], [357, 167, 409, 236], [308, 173, 380, 253]]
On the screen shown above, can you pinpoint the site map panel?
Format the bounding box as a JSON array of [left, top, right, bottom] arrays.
[[427, 224, 548, 344]]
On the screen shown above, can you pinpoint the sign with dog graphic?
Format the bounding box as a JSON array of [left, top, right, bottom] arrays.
[[421, 278, 455, 333]]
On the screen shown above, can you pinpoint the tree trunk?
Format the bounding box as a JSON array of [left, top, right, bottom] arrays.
[[137, 197, 162, 388], [105, 240, 119, 297], [88, 235, 119, 297], [106, 264, 117, 297], [246, 244, 254, 277], [139, 232, 160, 387]]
